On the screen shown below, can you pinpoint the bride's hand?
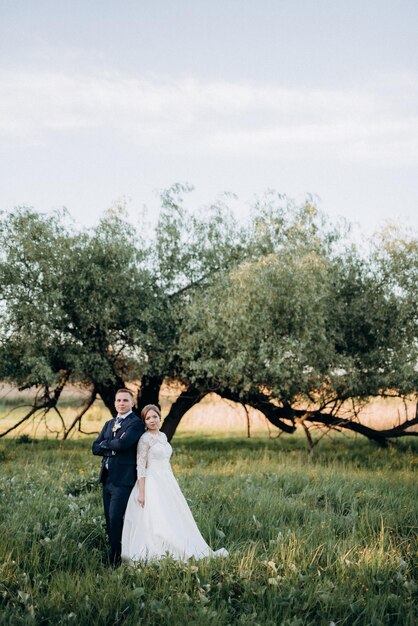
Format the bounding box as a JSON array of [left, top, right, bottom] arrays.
[[136, 477, 145, 507]]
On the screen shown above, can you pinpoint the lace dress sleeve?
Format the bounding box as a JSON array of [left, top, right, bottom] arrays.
[[136, 434, 150, 479]]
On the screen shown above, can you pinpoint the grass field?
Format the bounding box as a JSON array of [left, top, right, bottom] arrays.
[[0, 433, 417, 625]]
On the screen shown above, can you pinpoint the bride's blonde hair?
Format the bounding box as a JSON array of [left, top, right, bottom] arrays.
[[140, 404, 161, 424]]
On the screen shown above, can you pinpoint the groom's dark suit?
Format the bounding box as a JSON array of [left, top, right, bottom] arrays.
[[92, 411, 145, 565]]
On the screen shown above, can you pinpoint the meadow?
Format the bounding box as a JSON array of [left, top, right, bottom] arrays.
[[0, 430, 417, 626]]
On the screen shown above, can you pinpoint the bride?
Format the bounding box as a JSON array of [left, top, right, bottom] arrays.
[[121, 404, 228, 563]]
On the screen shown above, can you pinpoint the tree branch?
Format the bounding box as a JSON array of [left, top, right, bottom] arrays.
[[63, 387, 97, 440], [302, 407, 418, 447], [0, 373, 70, 438], [218, 387, 418, 446], [0, 405, 42, 438], [217, 388, 297, 433]]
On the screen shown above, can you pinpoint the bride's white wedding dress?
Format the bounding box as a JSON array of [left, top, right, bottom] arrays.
[[121, 431, 228, 563]]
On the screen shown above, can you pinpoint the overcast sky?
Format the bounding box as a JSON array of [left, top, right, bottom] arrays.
[[1, 0, 417, 233]]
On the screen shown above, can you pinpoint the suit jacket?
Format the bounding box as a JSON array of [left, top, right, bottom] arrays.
[[92, 412, 145, 486]]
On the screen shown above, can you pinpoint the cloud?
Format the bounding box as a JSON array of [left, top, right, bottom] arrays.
[[0, 69, 417, 166]]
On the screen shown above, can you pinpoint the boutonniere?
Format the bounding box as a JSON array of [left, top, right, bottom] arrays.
[[112, 422, 122, 434]]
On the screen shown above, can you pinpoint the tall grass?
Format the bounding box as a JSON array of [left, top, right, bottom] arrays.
[[0, 435, 417, 625]]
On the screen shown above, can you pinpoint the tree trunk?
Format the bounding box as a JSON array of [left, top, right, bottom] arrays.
[[137, 375, 163, 414], [249, 398, 297, 433], [96, 376, 125, 417], [161, 386, 204, 441]]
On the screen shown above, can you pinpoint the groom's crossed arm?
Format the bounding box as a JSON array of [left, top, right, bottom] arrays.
[[94, 420, 143, 455], [92, 421, 114, 457]]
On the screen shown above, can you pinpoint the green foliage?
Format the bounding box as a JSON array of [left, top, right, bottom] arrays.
[[155, 184, 247, 294], [0, 436, 416, 625], [179, 248, 333, 400], [15, 434, 34, 445], [0, 208, 157, 392], [177, 198, 418, 409], [0, 190, 417, 439], [151, 184, 249, 380], [327, 248, 418, 398], [0, 192, 247, 401]]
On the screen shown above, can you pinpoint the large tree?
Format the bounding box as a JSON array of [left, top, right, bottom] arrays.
[[0, 192, 417, 446], [0, 207, 158, 437], [166, 197, 418, 446], [0, 188, 247, 437]]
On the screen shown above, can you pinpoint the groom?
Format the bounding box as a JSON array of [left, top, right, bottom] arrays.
[[92, 388, 145, 566]]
